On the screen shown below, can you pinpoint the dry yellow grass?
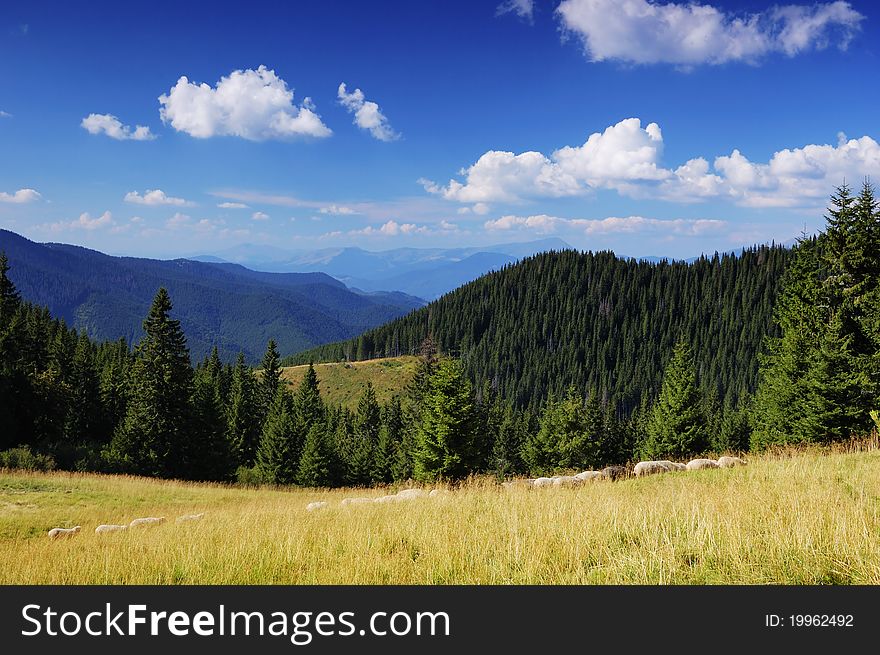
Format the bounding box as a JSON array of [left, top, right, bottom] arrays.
[[279, 356, 419, 409], [2, 447, 879, 584]]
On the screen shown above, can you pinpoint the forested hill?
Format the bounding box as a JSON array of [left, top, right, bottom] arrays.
[[0, 229, 423, 363], [288, 245, 793, 413]]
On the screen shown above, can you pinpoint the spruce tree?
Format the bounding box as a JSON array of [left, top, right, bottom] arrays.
[[414, 358, 479, 481], [643, 340, 707, 459], [297, 422, 333, 487], [226, 352, 260, 467], [259, 339, 282, 421], [256, 386, 299, 484], [106, 288, 194, 477], [373, 395, 403, 483], [296, 364, 324, 435], [190, 365, 234, 481]]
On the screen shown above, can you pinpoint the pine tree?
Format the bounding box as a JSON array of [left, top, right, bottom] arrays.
[[256, 386, 299, 484], [297, 422, 333, 487], [296, 364, 324, 436], [523, 387, 597, 475], [347, 382, 380, 484], [491, 406, 527, 477], [643, 340, 707, 459], [414, 358, 480, 481], [106, 288, 194, 477], [190, 364, 234, 481], [226, 352, 260, 467], [0, 253, 21, 321], [259, 339, 282, 421], [372, 395, 402, 483]]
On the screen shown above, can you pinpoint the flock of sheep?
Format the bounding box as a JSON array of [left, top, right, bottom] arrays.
[[305, 456, 747, 510], [47, 457, 748, 533], [47, 513, 204, 540], [524, 456, 747, 488]]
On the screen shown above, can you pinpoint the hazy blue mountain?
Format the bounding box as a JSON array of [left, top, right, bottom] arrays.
[[192, 237, 573, 299], [0, 229, 423, 363]]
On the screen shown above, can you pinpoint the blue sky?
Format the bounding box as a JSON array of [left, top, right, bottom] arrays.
[[1, 0, 878, 259]]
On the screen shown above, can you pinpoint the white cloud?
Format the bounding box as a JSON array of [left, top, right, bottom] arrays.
[[159, 65, 331, 140], [0, 110, 11, 118], [556, 0, 864, 66], [422, 118, 665, 204], [319, 204, 358, 215], [166, 212, 191, 229], [0, 188, 41, 203], [348, 220, 460, 237], [457, 202, 491, 215], [81, 113, 155, 141], [124, 189, 193, 206], [338, 83, 399, 142], [424, 117, 880, 209], [47, 211, 115, 232], [251, 211, 270, 221], [218, 201, 248, 209], [485, 214, 726, 236], [497, 0, 534, 21]]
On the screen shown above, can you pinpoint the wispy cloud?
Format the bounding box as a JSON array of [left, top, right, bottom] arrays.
[[557, 0, 864, 67], [338, 83, 399, 141], [81, 113, 156, 141], [124, 189, 194, 206]]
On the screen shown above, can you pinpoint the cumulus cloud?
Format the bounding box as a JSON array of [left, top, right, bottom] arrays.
[[556, 0, 864, 66], [81, 113, 156, 141], [338, 83, 399, 141], [159, 65, 331, 140], [0, 188, 41, 203], [422, 118, 665, 203], [497, 0, 534, 21], [485, 214, 726, 236], [218, 202, 248, 209], [349, 220, 459, 237], [0, 110, 11, 118], [124, 189, 193, 206], [319, 204, 358, 215], [251, 211, 270, 221], [423, 117, 880, 209], [47, 211, 115, 232]]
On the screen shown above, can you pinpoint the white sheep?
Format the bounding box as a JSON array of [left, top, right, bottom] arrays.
[[428, 489, 449, 497], [373, 495, 398, 504], [95, 524, 127, 534], [633, 460, 677, 477], [686, 458, 719, 470], [305, 502, 327, 512], [48, 526, 81, 540], [129, 517, 166, 528], [717, 456, 747, 468], [395, 488, 427, 500], [532, 477, 554, 487], [574, 470, 601, 482], [175, 513, 205, 523], [340, 497, 374, 506], [551, 475, 581, 486]]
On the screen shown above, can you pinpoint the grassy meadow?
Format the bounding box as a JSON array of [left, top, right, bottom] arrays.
[[279, 356, 418, 409], [2, 446, 879, 585]]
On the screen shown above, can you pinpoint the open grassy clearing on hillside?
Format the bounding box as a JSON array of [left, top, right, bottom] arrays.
[[279, 356, 419, 409], [2, 447, 879, 584]]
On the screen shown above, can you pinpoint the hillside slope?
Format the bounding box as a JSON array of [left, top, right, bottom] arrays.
[[280, 356, 419, 409], [289, 246, 792, 411], [0, 229, 423, 362]]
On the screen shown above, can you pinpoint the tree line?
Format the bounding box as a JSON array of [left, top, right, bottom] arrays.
[[1, 182, 877, 484]]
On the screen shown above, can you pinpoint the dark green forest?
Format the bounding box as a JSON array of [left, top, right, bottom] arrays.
[[1, 183, 878, 486], [286, 244, 791, 414]]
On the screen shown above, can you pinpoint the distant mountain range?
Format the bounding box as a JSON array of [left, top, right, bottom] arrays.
[[189, 238, 574, 299], [0, 230, 423, 363]]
